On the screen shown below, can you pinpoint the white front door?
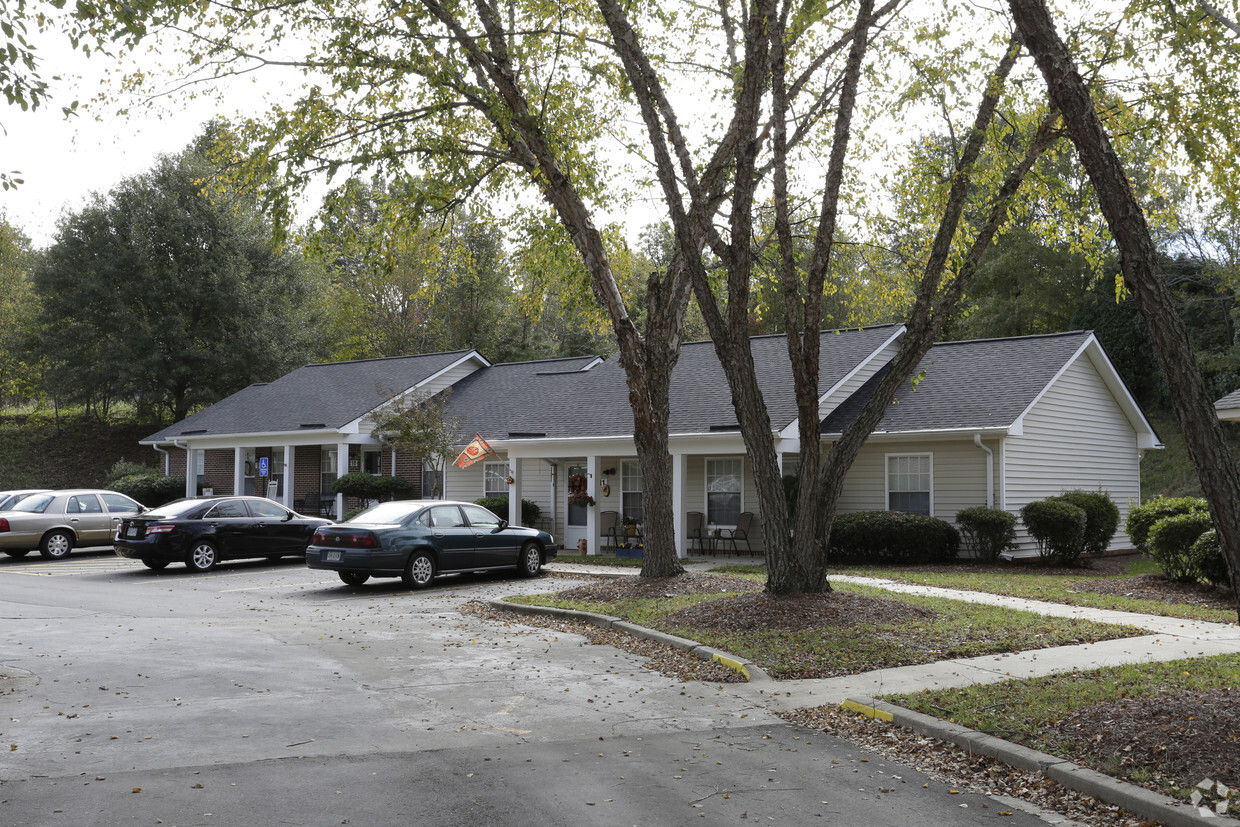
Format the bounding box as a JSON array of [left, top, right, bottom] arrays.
[[563, 463, 589, 553]]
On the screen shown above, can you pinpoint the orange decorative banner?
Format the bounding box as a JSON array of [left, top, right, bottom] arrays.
[[454, 433, 497, 469]]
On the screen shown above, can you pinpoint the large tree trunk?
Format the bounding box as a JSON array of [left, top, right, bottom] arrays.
[[1009, 0, 1240, 618], [430, 0, 690, 578]]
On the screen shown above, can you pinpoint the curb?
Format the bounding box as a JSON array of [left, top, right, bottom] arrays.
[[486, 598, 772, 683], [842, 696, 1238, 827]]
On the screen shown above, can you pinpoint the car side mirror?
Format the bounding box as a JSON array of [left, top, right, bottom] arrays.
[[498, 519, 509, 530], [284, 511, 294, 521]]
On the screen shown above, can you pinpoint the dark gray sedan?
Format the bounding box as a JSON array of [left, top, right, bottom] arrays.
[[306, 500, 557, 587]]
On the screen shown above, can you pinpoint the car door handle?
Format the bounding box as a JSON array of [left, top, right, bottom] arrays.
[[70, 518, 80, 523], [433, 532, 444, 537]]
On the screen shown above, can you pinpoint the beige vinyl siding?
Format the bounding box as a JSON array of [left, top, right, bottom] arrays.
[[420, 361, 482, 398], [1004, 356, 1141, 555], [820, 340, 900, 419], [835, 438, 997, 522], [442, 457, 488, 503]]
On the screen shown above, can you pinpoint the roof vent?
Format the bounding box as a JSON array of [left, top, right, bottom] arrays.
[[179, 429, 207, 435], [708, 424, 741, 432], [299, 423, 327, 429], [507, 432, 546, 439]]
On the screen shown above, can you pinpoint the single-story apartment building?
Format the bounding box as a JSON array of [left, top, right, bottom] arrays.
[[140, 325, 1161, 558]]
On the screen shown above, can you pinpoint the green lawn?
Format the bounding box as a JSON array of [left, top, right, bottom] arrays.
[[825, 563, 1237, 624], [508, 580, 1143, 679], [882, 654, 1240, 800]]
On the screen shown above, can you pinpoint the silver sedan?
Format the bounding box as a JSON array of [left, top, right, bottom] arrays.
[[0, 489, 145, 559]]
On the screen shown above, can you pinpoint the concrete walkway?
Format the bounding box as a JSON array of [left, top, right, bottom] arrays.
[[546, 557, 1240, 710], [539, 557, 1240, 825]]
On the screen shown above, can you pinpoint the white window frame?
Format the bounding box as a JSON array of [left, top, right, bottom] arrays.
[[621, 460, 643, 524], [885, 453, 933, 516], [704, 456, 743, 527], [483, 460, 511, 500]]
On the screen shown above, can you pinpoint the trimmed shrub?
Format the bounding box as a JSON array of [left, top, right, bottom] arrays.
[[1125, 496, 1208, 551], [474, 497, 539, 525], [373, 475, 416, 501], [1188, 530, 1232, 588], [955, 506, 1016, 562], [103, 459, 159, 487], [1055, 490, 1120, 557], [828, 511, 960, 565], [475, 496, 508, 519], [521, 499, 541, 528], [1147, 511, 1214, 583], [110, 474, 187, 508], [331, 473, 416, 502], [1020, 499, 1086, 565]]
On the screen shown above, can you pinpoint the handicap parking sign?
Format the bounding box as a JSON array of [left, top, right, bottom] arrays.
[[258, 457, 269, 477]]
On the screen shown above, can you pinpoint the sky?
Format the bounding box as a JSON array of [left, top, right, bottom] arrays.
[[0, 25, 292, 249]]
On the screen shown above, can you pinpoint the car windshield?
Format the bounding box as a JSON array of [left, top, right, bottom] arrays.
[[12, 493, 53, 513], [142, 499, 210, 519], [347, 502, 420, 524]]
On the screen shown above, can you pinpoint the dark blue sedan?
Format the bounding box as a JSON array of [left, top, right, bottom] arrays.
[[306, 500, 558, 588]]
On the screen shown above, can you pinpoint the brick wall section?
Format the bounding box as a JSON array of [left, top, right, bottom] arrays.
[[294, 445, 320, 504], [166, 449, 187, 479], [202, 449, 235, 495], [395, 452, 423, 496]]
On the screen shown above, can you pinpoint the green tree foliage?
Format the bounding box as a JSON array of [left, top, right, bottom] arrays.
[[310, 177, 526, 361], [32, 125, 322, 422], [0, 216, 41, 406]]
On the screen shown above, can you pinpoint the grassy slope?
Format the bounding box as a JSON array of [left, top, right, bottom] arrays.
[[1141, 408, 1240, 499], [0, 413, 162, 489]]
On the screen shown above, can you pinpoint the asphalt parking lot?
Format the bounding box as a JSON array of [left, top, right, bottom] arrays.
[[0, 550, 1069, 825]]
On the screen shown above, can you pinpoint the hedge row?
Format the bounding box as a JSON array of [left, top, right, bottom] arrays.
[[828, 510, 959, 565]]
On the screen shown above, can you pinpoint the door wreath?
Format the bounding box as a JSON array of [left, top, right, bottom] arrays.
[[567, 473, 595, 507]]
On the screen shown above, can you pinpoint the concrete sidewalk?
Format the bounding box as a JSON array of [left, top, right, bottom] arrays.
[[536, 558, 1240, 825], [545, 558, 1240, 709]]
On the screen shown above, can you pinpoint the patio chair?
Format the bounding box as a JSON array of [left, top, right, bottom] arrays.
[[600, 510, 621, 551], [717, 511, 755, 555], [302, 491, 334, 518], [686, 511, 709, 555]]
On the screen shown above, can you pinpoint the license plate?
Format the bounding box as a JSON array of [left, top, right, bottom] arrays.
[[324, 551, 342, 563], [127, 526, 138, 537]]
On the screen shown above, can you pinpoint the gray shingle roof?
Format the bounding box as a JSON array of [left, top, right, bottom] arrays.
[[143, 350, 478, 442], [444, 325, 903, 440], [820, 331, 1095, 434], [1216, 388, 1240, 410]]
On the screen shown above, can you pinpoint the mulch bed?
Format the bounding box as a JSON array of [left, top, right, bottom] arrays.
[[1046, 687, 1240, 795], [551, 572, 936, 632], [1068, 573, 1237, 612]]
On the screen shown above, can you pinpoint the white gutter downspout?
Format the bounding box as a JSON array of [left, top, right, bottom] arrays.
[[152, 444, 170, 475], [974, 434, 994, 508]]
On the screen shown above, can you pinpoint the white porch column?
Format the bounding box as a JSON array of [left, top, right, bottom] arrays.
[[282, 444, 294, 508], [509, 457, 522, 526], [185, 448, 197, 498], [673, 451, 688, 559], [233, 447, 245, 497], [586, 454, 598, 555], [335, 441, 349, 519]]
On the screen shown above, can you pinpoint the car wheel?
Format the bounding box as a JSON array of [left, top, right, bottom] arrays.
[[338, 571, 370, 586], [3, 549, 30, 558], [186, 541, 219, 572], [518, 542, 542, 577], [39, 530, 73, 560], [402, 551, 435, 589], [141, 559, 170, 570]]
